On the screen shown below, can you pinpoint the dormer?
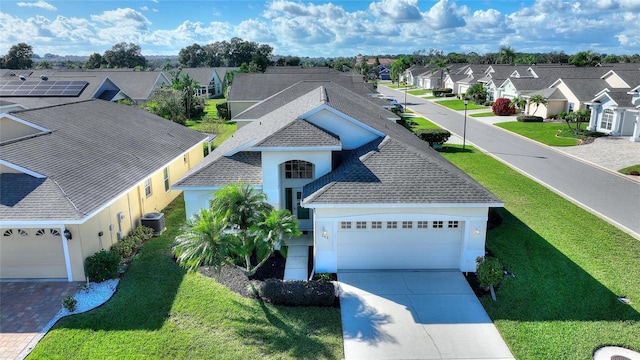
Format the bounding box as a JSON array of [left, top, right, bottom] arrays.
[[0, 114, 50, 143]]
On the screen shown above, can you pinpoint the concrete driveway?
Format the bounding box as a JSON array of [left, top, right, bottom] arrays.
[[338, 271, 514, 360]]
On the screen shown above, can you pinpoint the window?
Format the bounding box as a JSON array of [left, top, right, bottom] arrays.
[[402, 221, 413, 229], [386, 221, 397, 229], [601, 109, 614, 130], [417, 221, 428, 229], [432, 221, 443, 228], [36, 229, 46, 236], [448, 221, 459, 228], [356, 221, 367, 229], [50, 229, 60, 236], [340, 222, 352, 229], [285, 160, 313, 179], [371, 221, 382, 229], [163, 168, 170, 192], [144, 179, 152, 197]]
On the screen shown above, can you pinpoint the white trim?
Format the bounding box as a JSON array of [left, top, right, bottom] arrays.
[[300, 104, 387, 138], [0, 113, 50, 132], [0, 159, 46, 178], [318, 213, 488, 222], [304, 202, 504, 209], [60, 225, 73, 282], [0, 139, 207, 226]]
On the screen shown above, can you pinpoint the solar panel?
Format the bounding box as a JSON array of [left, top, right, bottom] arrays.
[[0, 80, 89, 97]]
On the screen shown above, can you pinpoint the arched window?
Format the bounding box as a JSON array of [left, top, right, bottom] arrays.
[[284, 160, 313, 179], [601, 109, 614, 130]]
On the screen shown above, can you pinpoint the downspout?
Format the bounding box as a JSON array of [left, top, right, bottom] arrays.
[[60, 225, 73, 282]]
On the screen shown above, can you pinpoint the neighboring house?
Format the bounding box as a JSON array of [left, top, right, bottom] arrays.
[[404, 65, 429, 86], [377, 65, 391, 80], [227, 69, 376, 123], [0, 69, 170, 108], [180, 67, 238, 98], [586, 87, 640, 141], [174, 81, 503, 275], [0, 100, 208, 281]]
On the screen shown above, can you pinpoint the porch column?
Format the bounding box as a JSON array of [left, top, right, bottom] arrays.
[[586, 102, 599, 131], [60, 225, 73, 282], [632, 111, 640, 143]]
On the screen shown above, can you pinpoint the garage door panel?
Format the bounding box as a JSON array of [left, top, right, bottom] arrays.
[[1, 229, 66, 279], [338, 228, 462, 270]]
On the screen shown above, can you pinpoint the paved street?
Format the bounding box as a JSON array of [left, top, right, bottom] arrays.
[[379, 87, 640, 239]]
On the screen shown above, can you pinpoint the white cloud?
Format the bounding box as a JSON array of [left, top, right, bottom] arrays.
[[91, 8, 151, 31], [16, 0, 56, 11], [368, 0, 423, 23]]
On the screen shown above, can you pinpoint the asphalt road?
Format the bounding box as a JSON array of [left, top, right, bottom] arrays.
[[379, 86, 640, 239]]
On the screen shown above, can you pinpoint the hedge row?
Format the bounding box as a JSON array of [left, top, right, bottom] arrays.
[[416, 128, 451, 146], [517, 115, 544, 122], [433, 88, 453, 97], [110, 226, 154, 259], [251, 278, 336, 306]]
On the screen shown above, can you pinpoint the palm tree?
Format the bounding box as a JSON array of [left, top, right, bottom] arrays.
[[173, 182, 301, 276], [465, 83, 487, 104], [498, 46, 516, 65], [511, 96, 527, 114], [528, 94, 548, 116]]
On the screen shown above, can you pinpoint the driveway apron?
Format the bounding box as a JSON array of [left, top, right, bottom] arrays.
[[338, 271, 514, 360]]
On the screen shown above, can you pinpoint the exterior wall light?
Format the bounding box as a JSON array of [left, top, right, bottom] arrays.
[[322, 227, 329, 239], [63, 228, 72, 240]]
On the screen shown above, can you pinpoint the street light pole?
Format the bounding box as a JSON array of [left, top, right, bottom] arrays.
[[463, 98, 469, 150], [404, 84, 407, 113]]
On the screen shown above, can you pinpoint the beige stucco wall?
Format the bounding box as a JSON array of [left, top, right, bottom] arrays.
[[0, 116, 41, 142], [229, 101, 257, 119]]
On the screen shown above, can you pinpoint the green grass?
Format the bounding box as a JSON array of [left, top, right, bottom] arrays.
[[495, 121, 590, 146], [30, 196, 343, 360], [435, 99, 486, 110], [441, 146, 640, 359], [186, 99, 237, 147], [404, 116, 440, 131], [619, 164, 640, 175], [407, 89, 431, 96], [470, 112, 495, 118]]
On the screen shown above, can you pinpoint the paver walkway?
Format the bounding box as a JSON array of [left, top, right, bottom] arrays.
[[0, 282, 80, 360]]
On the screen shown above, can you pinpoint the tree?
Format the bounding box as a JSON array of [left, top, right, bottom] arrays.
[[103, 42, 147, 68], [497, 46, 516, 65], [465, 83, 488, 104], [178, 43, 206, 67], [145, 87, 186, 124], [569, 50, 601, 67], [170, 69, 201, 119], [391, 56, 412, 84], [173, 182, 301, 276], [3, 43, 34, 69], [36, 60, 52, 69], [528, 94, 548, 115], [85, 53, 103, 69], [430, 58, 449, 89], [511, 96, 527, 114]]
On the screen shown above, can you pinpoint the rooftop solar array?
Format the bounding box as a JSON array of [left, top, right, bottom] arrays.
[[0, 80, 89, 97]]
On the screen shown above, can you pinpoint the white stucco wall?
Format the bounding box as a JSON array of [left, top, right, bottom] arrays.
[[304, 108, 380, 150]]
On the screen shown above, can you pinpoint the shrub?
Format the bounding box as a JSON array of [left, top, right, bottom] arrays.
[[85, 250, 121, 282], [416, 128, 451, 146], [130, 225, 154, 241], [516, 115, 544, 122], [62, 295, 77, 312], [483, 100, 493, 106], [476, 256, 503, 289], [111, 238, 134, 258], [252, 279, 335, 306], [111, 226, 154, 259], [216, 102, 230, 120], [491, 98, 516, 116], [444, 93, 456, 97], [432, 88, 453, 97], [487, 208, 503, 230]]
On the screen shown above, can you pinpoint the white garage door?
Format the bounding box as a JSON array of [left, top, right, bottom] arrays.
[[337, 221, 462, 270], [1, 228, 67, 279]]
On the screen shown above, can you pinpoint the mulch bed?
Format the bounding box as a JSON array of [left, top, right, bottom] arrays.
[[199, 253, 286, 298]]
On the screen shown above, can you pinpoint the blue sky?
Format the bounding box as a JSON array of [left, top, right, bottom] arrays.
[[2, 0, 639, 58]]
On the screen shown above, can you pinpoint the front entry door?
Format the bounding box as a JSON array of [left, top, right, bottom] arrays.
[[286, 187, 311, 230]]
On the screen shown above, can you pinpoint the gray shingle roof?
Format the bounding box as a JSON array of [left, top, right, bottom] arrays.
[[255, 119, 341, 149], [174, 151, 262, 188], [1, 100, 207, 221], [302, 136, 502, 205]]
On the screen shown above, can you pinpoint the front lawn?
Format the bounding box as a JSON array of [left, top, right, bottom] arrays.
[[407, 89, 431, 96], [470, 112, 495, 118], [435, 99, 486, 111], [495, 121, 588, 146], [441, 146, 640, 360], [403, 116, 440, 131], [30, 196, 343, 360]]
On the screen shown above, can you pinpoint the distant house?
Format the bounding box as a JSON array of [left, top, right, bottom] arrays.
[[0, 100, 208, 281], [586, 87, 640, 140], [175, 80, 502, 278], [180, 67, 238, 98]]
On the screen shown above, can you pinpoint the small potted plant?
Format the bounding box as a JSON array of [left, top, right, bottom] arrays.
[[476, 256, 503, 301]]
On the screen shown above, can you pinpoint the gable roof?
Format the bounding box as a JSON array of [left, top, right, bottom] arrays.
[[0, 100, 207, 222]]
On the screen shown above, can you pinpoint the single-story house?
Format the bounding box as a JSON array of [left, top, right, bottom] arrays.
[[180, 67, 238, 98], [0, 100, 208, 281], [586, 87, 640, 141], [174, 80, 503, 275]]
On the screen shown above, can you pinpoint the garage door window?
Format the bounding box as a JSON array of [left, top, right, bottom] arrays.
[[356, 221, 367, 229], [448, 221, 459, 228], [386, 221, 397, 229], [433, 221, 443, 228], [340, 222, 352, 229], [417, 221, 428, 228], [402, 221, 413, 229], [371, 221, 382, 229]]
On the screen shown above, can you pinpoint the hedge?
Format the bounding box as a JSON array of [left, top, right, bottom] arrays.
[[432, 88, 453, 97], [251, 279, 336, 306], [516, 115, 544, 122], [110, 225, 154, 259], [416, 128, 451, 146], [85, 250, 121, 282]]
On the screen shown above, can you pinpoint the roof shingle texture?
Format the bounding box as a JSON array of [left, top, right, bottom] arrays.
[[1, 100, 207, 221]]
